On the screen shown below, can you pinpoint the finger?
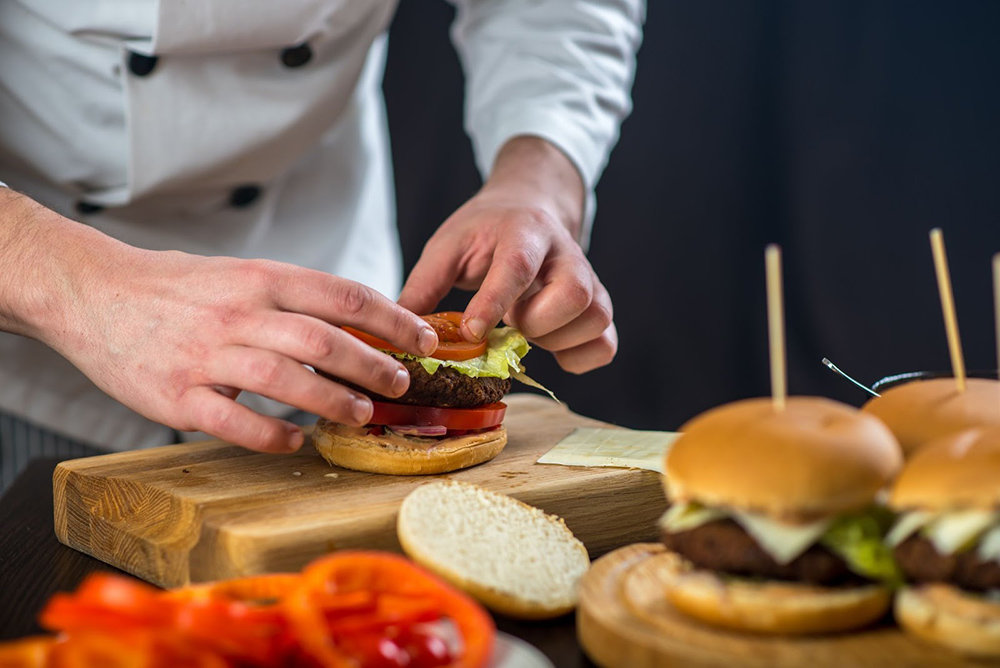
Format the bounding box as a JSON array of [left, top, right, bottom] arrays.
[[504, 253, 598, 339], [236, 312, 410, 398], [268, 264, 437, 357], [526, 282, 614, 352], [207, 345, 375, 426], [462, 235, 547, 341], [180, 387, 304, 453], [551, 323, 619, 374], [396, 239, 464, 316]]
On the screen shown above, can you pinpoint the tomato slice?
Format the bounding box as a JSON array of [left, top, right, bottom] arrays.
[[370, 401, 506, 431], [344, 311, 488, 362]]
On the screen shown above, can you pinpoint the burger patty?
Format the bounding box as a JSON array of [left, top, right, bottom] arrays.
[[894, 535, 1000, 592], [661, 519, 863, 586], [327, 359, 510, 409]]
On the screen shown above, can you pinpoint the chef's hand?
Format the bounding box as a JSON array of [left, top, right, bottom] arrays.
[[0, 189, 439, 453], [398, 136, 617, 374]]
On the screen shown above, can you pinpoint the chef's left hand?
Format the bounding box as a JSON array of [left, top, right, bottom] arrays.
[[398, 136, 617, 374]]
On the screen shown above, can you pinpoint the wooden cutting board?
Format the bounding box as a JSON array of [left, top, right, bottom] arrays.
[[577, 544, 975, 667], [53, 394, 666, 588]]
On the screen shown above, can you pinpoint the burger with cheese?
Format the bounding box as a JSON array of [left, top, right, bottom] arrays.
[[313, 312, 548, 475], [658, 396, 904, 634], [886, 427, 1000, 657], [862, 377, 1000, 457]]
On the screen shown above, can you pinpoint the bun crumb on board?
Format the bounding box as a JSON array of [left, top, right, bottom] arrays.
[[397, 480, 590, 619]]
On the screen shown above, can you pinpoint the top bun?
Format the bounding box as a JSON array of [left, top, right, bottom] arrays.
[[861, 378, 1000, 457], [889, 426, 1000, 512], [664, 396, 902, 519]]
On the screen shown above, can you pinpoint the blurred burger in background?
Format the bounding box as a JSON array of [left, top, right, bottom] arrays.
[[658, 396, 903, 634], [862, 376, 1000, 458], [886, 427, 1000, 657]]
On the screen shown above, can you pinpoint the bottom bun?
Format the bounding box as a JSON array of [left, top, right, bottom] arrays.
[[659, 551, 891, 635], [312, 419, 506, 475], [895, 584, 1000, 657]]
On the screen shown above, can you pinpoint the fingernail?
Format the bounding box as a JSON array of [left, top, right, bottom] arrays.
[[352, 397, 373, 424], [418, 327, 438, 356], [465, 318, 487, 341], [285, 425, 304, 451], [391, 367, 410, 396]]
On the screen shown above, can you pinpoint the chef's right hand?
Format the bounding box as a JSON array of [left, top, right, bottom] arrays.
[[0, 189, 437, 453]]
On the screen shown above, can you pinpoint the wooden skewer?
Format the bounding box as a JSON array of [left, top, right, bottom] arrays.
[[993, 253, 1000, 383], [766, 244, 787, 411], [930, 229, 966, 392]]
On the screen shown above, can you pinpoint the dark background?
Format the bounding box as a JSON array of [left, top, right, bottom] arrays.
[[383, 1, 1000, 432]]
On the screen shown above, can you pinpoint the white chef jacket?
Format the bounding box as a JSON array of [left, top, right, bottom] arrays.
[[0, 0, 643, 451]]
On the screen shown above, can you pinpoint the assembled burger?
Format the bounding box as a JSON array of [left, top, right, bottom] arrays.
[[886, 427, 1000, 657], [658, 396, 903, 634], [313, 312, 546, 475]]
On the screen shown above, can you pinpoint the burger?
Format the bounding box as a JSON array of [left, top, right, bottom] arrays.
[[312, 312, 548, 475], [886, 427, 1000, 657], [861, 377, 1000, 457], [658, 396, 904, 634]]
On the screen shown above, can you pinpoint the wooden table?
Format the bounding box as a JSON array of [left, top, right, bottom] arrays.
[[0, 458, 598, 667]]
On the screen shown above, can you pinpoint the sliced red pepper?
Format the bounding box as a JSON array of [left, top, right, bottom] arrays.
[[3, 551, 495, 668], [287, 551, 494, 668], [0, 636, 54, 668]]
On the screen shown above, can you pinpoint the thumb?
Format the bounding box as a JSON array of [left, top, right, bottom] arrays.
[[397, 242, 462, 315]]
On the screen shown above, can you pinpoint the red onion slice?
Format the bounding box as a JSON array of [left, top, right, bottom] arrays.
[[387, 424, 448, 437]]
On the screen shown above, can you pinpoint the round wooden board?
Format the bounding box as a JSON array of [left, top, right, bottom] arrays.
[[577, 543, 979, 667]]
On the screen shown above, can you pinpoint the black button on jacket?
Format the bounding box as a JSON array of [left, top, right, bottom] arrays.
[[127, 52, 158, 77], [280, 43, 313, 68]]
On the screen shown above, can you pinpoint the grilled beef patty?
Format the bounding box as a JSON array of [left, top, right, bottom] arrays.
[[661, 518, 862, 586], [326, 358, 510, 409], [894, 535, 1000, 592]]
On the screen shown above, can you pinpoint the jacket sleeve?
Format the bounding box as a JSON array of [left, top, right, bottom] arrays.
[[448, 0, 644, 242]]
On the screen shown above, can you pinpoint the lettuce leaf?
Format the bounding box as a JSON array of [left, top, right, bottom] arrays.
[[391, 326, 558, 399], [820, 508, 902, 586], [393, 327, 527, 378]]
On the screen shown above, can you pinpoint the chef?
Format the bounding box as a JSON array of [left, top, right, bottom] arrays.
[[0, 1, 643, 489]]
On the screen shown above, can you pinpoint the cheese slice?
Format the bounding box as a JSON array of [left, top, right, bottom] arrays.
[[656, 500, 832, 565], [659, 502, 726, 533], [731, 511, 832, 565], [886, 510, 936, 548], [536, 427, 679, 472], [657, 501, 845, 566], [977, 525, 1000, 563], [923, 510, 1000, 555]]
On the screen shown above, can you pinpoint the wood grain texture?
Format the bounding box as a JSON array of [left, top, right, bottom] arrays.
[[53, 395, 666, 588], [577, 543, 977, 668]]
